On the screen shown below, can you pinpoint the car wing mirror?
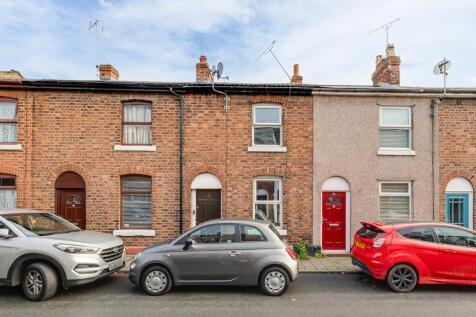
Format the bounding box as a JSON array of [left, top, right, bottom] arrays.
[[0, 228, 11, 239], [183, 238, 196, 250]]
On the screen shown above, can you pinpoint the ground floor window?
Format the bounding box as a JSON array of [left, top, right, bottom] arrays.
[[379, 182, 411, 222], [0, 174, 16, 209], [253, 177, 282, 228], [121, 175, 152, 228]]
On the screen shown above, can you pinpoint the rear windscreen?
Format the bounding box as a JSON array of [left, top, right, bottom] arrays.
[[357, 225, 383, 238]]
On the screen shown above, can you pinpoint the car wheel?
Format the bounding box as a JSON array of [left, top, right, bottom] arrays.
[[259, 267, 290, 296], [21, 263, 58, 301], [386, 264, 418, 293], [141, 266, 173, 296]]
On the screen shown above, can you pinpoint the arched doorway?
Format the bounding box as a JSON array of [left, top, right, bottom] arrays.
[[191, 173, 222, 227], [445, 177, 473, 229], [55, 172, 86, 229], [321, 177, 351, 253]]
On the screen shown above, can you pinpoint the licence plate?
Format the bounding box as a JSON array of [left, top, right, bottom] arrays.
[[109, 260, 123, 271], [355, 240, 366, 249]]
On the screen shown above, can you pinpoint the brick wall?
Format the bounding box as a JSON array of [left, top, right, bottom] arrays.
[[0, 87, 313, 245], [438, 98, 476, 225]]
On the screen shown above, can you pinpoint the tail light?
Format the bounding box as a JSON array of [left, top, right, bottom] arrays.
[[373, 237, 386, 248], [286, 247, 297, 260]]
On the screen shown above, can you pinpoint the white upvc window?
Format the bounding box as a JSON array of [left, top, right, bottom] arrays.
[[252, 104, 282, 147], [379, 182, 411, 222], [0, 174, 16, 209], [253, 177, 283, 228], [379, 106, 412, 150]]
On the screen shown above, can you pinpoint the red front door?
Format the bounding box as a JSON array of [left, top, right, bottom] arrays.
[[56, 190, 86, 229], [322, 192, 346, 250]]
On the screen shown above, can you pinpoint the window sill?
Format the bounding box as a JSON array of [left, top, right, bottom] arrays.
[[378, 149, 416, 156], [247, 146, 287, 153], [113, 229, 156, 237], [113, 145, 157, 152], [0, 144, 22, 151]]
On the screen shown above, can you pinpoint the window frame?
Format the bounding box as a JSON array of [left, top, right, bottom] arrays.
[[120, 174, 152, 229], [121, 101, 153, 146], [252, 104, 283, 147], [379, 106, 412, 151], [0, 174, 16, 209], [253, 177, 283, 228], [378, 181, 412, 222], [0, 98, 18, 144]]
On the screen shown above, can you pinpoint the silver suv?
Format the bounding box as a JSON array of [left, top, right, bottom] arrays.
[[129, 219, 298, 296], [0, 209, 126, 301]]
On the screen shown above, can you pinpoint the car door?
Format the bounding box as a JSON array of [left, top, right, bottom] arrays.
[[176, 223, 241, 283], [433, 226, 476, 281], [0, 220, 19, 280]]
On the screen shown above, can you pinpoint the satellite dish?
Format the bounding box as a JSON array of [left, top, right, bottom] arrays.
[[433, 59, 451, 75], [216, 62, 223, 79]]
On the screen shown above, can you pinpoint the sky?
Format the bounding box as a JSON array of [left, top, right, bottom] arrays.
[[1, 0, 475, 87]]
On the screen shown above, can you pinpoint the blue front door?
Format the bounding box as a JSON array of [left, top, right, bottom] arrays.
[[445, 193, 469, 228]]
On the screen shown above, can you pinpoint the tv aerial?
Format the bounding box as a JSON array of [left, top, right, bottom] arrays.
[[255, 40, 292, 81], [88, 18, 104, 78], [433, 58, 451, 96], [367, 18, 401, 46]]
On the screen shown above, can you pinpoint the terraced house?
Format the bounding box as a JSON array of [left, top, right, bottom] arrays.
[[0, 57, 313, 251], [1, 46, 476, 253]]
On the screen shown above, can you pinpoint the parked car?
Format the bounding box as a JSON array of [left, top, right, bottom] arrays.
[[0, 208, 126, 301], [351, 221, 476, 292], [129, 219, 298, 296]]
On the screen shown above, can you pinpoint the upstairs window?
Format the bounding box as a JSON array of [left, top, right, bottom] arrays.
[[379, 107, 411, 150], [379, 182, 411, 222], [0, 101, 17, 144], [253, 105, 282, 146], [123, 103, 152, 145], [121, 175, 152, 228], [254, 178, 283, 228], [0, 174, 16, 209]]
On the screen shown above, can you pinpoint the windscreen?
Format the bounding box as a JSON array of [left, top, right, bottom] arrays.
[[4, 213, 80, 236], [357, 224, 384, 239]]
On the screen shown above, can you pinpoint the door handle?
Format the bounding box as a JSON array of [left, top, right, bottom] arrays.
[[228, 251, 241, 256], [443, 249, 457, 254]]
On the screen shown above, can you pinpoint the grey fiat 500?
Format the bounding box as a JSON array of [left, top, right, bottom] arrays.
[[129, 219, 298, 296]]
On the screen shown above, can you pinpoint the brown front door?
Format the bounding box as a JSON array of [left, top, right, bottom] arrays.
[[56, 190, 86, 229], [196, 189, 221, 225]]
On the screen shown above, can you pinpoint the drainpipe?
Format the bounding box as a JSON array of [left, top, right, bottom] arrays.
[[169, 88, 185, 234]]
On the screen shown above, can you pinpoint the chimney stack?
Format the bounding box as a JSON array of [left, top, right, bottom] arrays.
[[196, 55, 211, 82], [291, 64, 303, 85], [98, 64, 120, 81], [371, 44, 401, 86]]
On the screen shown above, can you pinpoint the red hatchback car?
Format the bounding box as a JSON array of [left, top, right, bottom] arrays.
[[351, 221, 476, 292]]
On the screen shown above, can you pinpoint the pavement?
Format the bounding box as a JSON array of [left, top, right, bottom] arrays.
[[122, 254, 360, 273], [2, 273, 476, 317]]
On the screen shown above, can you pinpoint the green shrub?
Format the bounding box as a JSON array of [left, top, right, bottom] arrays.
[[295, 239, 309, 260]]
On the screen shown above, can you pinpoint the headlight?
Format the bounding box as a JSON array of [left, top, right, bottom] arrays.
[[54, 244, 99, 254]]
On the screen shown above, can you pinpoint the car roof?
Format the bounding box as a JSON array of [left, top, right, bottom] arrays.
[[362, 220, 469, 232], [199, 218, 269, 227], [0, 208, 51, 215]]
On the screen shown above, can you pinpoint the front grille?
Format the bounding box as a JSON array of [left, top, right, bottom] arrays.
[[100, 244, 124, 263]]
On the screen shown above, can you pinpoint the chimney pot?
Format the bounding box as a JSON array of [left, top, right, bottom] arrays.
[[291, 63, 303, 85], [98, 64, 120, 81]]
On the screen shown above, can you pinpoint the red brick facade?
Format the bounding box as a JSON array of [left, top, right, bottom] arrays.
[[0, 84, 313, 247], [438, 98, 476, 226]]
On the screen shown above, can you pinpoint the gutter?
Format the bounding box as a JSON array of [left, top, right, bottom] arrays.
[[169, 88, 185, 234], [312, 91, 476, 98]]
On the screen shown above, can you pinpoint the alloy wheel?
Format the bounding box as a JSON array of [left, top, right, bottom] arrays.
[[391, 266, 416, 292], [25, 270, 43, 297], [145, 271, 168, 293], [264, 271, 286, 294]]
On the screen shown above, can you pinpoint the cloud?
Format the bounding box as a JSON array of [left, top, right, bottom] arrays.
[[0, 0, 475, 87]]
